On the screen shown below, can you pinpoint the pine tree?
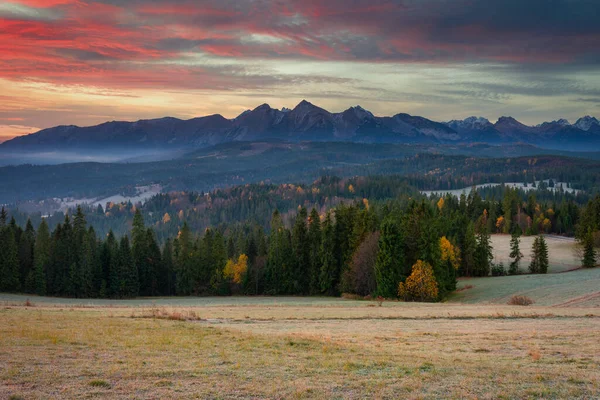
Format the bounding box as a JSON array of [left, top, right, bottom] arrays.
[[0, 226, 20, 292], [146, 228, 161, 295], [529, 236, 549, 274], [459, 220, 477, 277], [119, 236, 138, 298], [211, 231, 228, 295], [266, 210, 291, 294], [76, 229, 96, 298], [474, 211, 493, 277], [538, 236, 549, 274], [291, 207, 310, 294], [161, 239, 175, 295], [375, 218, 405, 298], [509, 227, 523, 275], [175, 223, 194, 295], [107, 230, 122, 297], [319, 212, 337, 295], [131, 209, 151, 295], [33, 219, 50, 295], [582, 228, 597, 268], [19, 219, 35, 291], [0, 206, 7, 227], [307, 208, 322, 294]]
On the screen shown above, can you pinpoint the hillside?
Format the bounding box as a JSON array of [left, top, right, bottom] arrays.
[[451, 268, 600, 306], [2, 141, 600, 204]]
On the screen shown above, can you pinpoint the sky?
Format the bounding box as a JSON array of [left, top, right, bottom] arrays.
[[1, 0, 600, 142]]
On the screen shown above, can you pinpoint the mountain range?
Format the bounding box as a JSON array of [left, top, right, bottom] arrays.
[[2, 100, 600, 152]]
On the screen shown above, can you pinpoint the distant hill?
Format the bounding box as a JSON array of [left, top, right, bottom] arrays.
[[3, 100, 600, 153]]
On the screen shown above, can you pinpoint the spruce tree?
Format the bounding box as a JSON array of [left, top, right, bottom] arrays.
[[132, 209, 150, 295], [291, 207, 310, 294], [538, 236, 549, 274], [146, 228, 161, 295], [509, 227, 523, 275], [307, 208, 322, 295], [474, 211, 493, 277], [529, 236, 550, 274], [119, 236, 138, 298], [582, 228, 597, 268], [175, 223, 194, 295], [19, 219, 35, 291], [319, 212, 337, 295], [33, 219, 50, 295], [374, 218, 405, 298], [0, 226, 20, 292], [161, 239, 175, 296], [107, 230, 122, 297], [0, 207, 6, 227], [211, 231, 228, 295]]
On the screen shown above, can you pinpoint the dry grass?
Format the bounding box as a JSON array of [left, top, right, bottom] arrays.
[[1, 300, 600, 399]]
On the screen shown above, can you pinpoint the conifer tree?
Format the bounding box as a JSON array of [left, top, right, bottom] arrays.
[[146, 228, 162, 295], [161, 239, 175, 295], [0, 226, 20, 292], [509, 227, 523, 275], [319, 212, 337, 295], [0, 206, 7, 227], [107, 230, 123, 297], [529, 236, 549, 274], [33, 219, 50, 295], [308, 208, 322, 294], [132, 209, 151, 295], [582, 228, 597, 268], [267, 210, 290, 294], [474, 211, 493, 277], [375, 218, 405, 298], [119, 236, 138, 298], [175, 223, 194, 295], [538, 236, 549, 274], [19, 219, 35, 291], [211, 231, 228, 294], [291, 207, 310, 294]]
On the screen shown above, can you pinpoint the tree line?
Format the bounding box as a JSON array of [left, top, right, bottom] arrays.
[[3, 188, 595, 301]]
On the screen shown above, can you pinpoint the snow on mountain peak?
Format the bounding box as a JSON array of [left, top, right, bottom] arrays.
[[574, 116, 599, 131], [447, 116, 491, 129]]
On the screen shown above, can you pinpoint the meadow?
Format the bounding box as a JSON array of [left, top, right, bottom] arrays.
[[490, 234, 580, 274], [2, 285, 600, 399]]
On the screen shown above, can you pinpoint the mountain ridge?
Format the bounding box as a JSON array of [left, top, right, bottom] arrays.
[[2, 101, 599, 152]]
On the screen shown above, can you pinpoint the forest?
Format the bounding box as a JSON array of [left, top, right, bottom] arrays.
[[1, 179, 598, 300]]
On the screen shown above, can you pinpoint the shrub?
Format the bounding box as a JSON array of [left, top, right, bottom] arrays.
[[89, 380, 111, 388], [508, 295, 534, 306], [491, 263, 506, 277]]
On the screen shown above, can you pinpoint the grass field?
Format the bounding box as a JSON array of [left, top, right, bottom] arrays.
[[2, 291, 600, 399], [452, 267, 600, 306], [1, 237, 598, 399], [490, 234, 579, 273]]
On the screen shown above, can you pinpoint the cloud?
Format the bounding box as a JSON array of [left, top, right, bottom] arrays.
[[1, 0, 600, 141]]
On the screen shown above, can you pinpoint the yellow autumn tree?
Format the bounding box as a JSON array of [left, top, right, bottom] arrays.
[[440, 236, 460, 270], [162, 213, 171, 224], [348, 184, 355, 193], [398, 260, 439, 302], [495, 216, 505, 233], [223, 254, 248, 284], [437, 197, 445, 211]]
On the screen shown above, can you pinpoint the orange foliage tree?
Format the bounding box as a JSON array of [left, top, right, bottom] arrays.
[[398, 260, 439, 302]]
